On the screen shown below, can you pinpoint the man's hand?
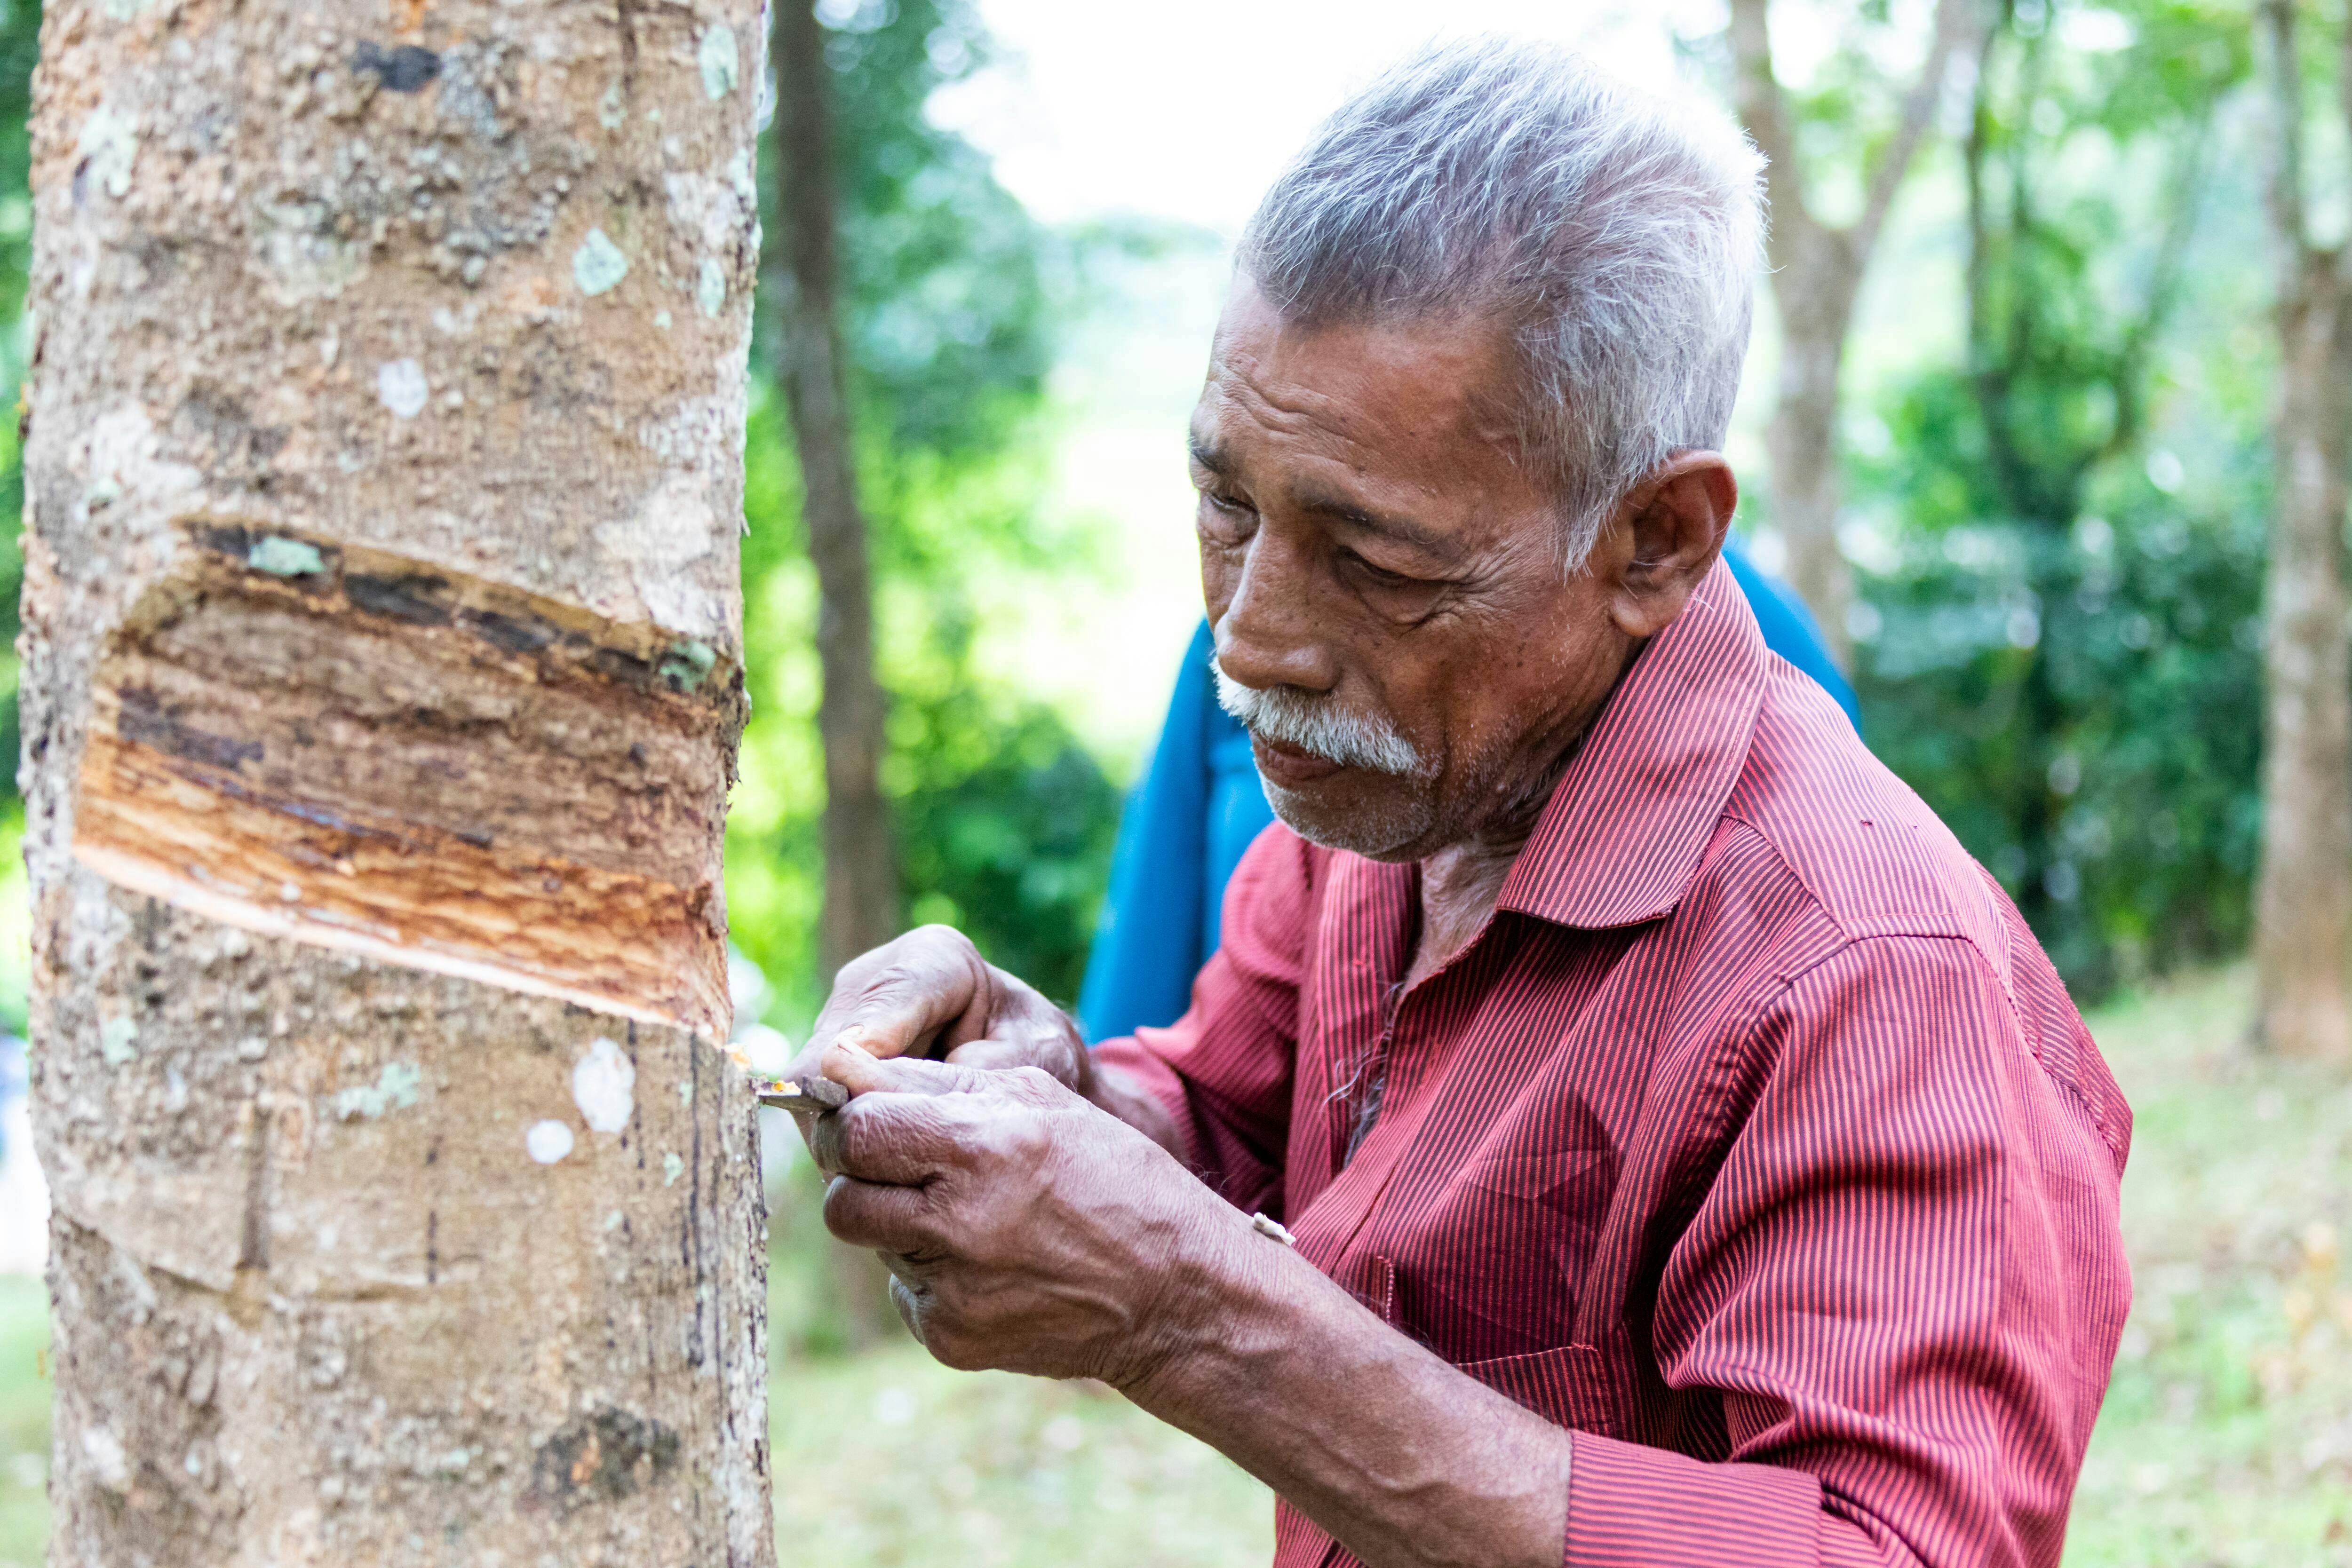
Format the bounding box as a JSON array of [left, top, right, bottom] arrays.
[[783, 925, 1092, 1094], [809, 1040, 1249, 1386], [782, 925, 1186, 1161], [808, 1039, 1574, 1568]]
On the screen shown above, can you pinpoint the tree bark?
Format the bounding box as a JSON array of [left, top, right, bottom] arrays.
[[2252, 0, 2352, 1061], [775, 0, 897, 981], [1730, 0, 1971, 668], [24, 0, 777, 1560]]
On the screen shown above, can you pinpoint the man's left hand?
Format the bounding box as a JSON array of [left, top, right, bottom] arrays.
[[811, 1040, 1248, 1386]]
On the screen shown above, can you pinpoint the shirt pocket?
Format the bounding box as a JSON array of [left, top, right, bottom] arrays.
[[1396, 1145, 1613, 1362], [1453, 1342, 1620, 1438]]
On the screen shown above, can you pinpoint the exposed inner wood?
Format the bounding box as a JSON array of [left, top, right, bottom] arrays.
[[71, 519, 743, 1033]]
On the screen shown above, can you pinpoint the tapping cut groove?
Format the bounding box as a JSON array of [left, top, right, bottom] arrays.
[[71, 519, 742, 1032]]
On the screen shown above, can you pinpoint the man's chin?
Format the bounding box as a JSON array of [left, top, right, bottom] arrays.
[[1260, 773, 1436, 863]]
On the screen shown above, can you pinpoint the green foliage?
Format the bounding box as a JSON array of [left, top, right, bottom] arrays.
[[884, 626, 1122, 1007], [734, 0, 1120, 1026], [727, 389, 1118, 1023], [1853, 461, 2266, 985], [0, 0, 40, 799], [798, 0, 1051, 469], [1844, 0, 2258, 999]]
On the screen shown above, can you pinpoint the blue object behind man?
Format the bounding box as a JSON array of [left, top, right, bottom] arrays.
[[1075, 536, 1859, 1042]]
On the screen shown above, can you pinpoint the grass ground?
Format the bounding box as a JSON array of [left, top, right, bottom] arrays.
[[0, 965, 2345, 1566]]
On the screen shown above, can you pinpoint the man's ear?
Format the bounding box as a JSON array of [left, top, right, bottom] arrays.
[[1605, 452, 1736, 640]]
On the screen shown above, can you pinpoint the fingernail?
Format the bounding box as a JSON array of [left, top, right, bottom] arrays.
[[834, 1034, 875, 1060]]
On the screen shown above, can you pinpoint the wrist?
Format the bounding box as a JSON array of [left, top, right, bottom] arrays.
[[1117, 1198, 1296, 1412]]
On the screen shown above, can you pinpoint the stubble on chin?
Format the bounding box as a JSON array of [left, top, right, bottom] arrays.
[[1260, 774, 1437, 862], [1259, 729, 1536, 863]]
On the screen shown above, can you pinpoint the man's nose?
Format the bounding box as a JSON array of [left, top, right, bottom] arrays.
[[1211, 528, 1338, 696]]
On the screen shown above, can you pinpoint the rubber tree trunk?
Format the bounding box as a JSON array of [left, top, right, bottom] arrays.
[[775, 0, 897, 982], [2252, 0, 2352, 1063], [24, 1, 778, 1561]]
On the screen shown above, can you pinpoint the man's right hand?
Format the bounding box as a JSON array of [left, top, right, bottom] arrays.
[[778, 925, 1186, 1163], [779, 925, 1095, 1098]]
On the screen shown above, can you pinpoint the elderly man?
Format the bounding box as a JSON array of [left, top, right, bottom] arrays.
[[788, 39, 2130, 1568]]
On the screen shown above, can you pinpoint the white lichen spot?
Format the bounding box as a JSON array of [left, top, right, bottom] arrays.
[[101, 0, 152, 19], [599, 78, 628, 130], [247, 535, 325, 577], [698, 23, 740, 99], [75, 106, 137, 200], [654, 309, 673, 331], [677, 1076, 694, 1107], [603, 1209, 625, 1231], [86, 404, 201, 506], [662, 1151, 685, 1187], [334, 1061, 422, 1120], [80, 1427, 130, 1494], [98, 1015, 138, 1066], [697, 257, 726, 317], [572, 228, 629, 296], [525, 1119, 574, 1164], [376, 358, 429, 419], [572, 1037, 635, 1134]]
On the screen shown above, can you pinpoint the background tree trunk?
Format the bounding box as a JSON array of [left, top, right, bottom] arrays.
[[2252, 0, 2352, 1061], [774, 0, 903, 1345], [1730, 0, 1971, 668], [23, 0, 777, 1560], [1761, 235, 1862, 671], [776, 0, 897, 981]]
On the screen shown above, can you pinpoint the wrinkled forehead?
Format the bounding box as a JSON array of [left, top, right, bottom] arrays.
[[1194, 279, 1534, 491]]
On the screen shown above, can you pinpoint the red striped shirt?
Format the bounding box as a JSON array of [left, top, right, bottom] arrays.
[[1093, 560, 2132, 1568]]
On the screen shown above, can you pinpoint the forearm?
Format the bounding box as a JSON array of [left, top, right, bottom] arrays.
[[1124, 1223, 1572, 1568]]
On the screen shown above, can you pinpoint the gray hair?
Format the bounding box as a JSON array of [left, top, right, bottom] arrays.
[[1238, 38, 1765, 566]]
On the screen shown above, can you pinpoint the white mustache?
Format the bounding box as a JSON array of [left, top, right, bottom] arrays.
[[1211, 657, 1425, 777]]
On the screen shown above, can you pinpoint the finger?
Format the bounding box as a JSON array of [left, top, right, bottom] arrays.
[[821, 1039, 1003, 1099], [812, 1090, 988, 1186], [805, 927, 995, 1065], [822, 1174, 941, 1254], [943, 1037, 1038, 1072]]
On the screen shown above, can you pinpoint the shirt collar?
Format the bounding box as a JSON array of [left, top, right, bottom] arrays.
[[1495, 556, 1767, 930]]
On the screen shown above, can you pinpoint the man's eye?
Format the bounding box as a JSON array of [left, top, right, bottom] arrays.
[[1342, 550, 1417, 588], [1204, 490, 1251, 515]]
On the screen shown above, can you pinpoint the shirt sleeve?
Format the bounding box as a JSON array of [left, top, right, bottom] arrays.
[[1563, 933, 2131, 1568], [1089, 824, 1314, 1218]]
